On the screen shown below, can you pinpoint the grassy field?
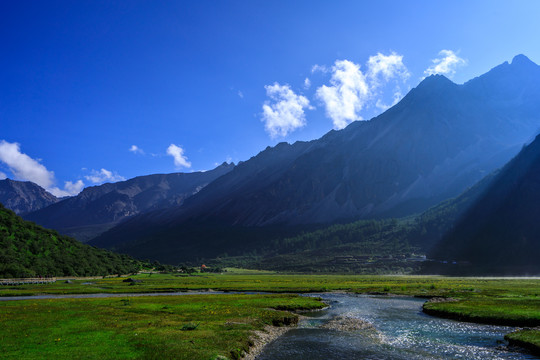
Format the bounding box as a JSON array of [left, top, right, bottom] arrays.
[[0, 293, 324, 360], [1, 272, 540, 358], [422, 294, 540, 355], [422, 297, 540, 327], [2, 271, 540, 298]]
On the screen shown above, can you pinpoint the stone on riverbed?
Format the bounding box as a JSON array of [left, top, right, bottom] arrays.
[[320, 316, 376, 331]]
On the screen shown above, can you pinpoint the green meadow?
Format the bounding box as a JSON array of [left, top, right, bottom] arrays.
[[1, 272, 540, 358], [2, 271, 540, 297], [0, 293, 324, 360]]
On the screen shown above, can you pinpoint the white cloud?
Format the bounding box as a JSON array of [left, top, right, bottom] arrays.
[[316, 60, 370, 129], [238, 91, 244, 98], [0, 140, 84, 196], [314, 53, 411, 128], [261, 83, 312, 138], [166, 144, 192, 169], [304, 78, 311, 89], [84, 168, 125, 184], [311, 64, 328, 73], [129, 145, 144, 154], [0, 140, 56, 189], [367, 53, 409, 112], [424, 50, 467, 78], [367, 52, 410, 86], [0, 171, 6, 180], [50, 180, 85, 197], [63, 180, 85, 195]]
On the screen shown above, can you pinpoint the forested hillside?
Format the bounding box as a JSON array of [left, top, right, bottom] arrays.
[[0, 203, 144, 278]]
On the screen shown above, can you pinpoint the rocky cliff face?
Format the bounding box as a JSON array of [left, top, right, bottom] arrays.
[[0, 179, 58, 214], [90, 55, 540, 261]]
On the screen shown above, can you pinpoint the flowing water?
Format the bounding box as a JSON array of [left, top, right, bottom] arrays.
[[257, 293, 538, 360]]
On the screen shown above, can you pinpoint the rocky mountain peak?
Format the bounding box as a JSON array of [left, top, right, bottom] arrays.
[[0, 179, 58, 214], [511, 54, 536, 67]]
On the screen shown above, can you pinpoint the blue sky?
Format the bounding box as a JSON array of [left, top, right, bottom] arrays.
[[1, 1, 539, 196]]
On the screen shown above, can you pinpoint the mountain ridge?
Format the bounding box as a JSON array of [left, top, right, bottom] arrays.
[[90, 55, 540, 262], [25, 162, 235, 241]]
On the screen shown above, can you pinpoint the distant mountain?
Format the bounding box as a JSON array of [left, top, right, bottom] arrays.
[[427, 133, 540, 275], [90, 55, 540, 263], [25, 162, 234, 242], [0, 179, 58, 215], [0, 203, 143, 277]]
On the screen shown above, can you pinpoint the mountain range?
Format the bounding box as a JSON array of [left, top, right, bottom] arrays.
[[88, 55, 540, 262], [3, 54, 540, 274], [24, 162, 234, 241]]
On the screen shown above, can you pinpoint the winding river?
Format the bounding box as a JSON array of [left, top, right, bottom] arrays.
[[257, 293, 538, 360]]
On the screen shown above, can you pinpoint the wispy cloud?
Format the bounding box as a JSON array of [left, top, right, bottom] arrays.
[[304, 77, 311, 89], [0, 171, 6, 180], [167, 144, 192, 169], [376, 89, 404, 111], [261, 83, 312, 138], [311, 64, 329, 73], [129, 145, 144, 154], [316, 60, 370, 129], [424, 50, 467, 78], [84, 168, 125, 184], [0, 140, 83, 196], [238, 91, 244, 99]]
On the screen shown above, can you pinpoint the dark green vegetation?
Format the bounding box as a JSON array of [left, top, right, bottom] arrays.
[[0, 293, 324, 360], [0, 203, 144, 277], [430, 133, 540, 275], [91, 56, 540, 265]]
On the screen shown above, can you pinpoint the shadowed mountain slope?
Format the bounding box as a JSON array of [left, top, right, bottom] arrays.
[[0, 179, 58, 215], [428, 133, 540, 275], [25, 162, 234, 241], [90, 55, 540, 262]]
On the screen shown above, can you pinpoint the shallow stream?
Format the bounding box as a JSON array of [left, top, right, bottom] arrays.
[[257, 293, 538, 359]]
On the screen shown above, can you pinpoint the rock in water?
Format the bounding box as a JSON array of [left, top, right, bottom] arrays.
[[320, 316, 376, 331]]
